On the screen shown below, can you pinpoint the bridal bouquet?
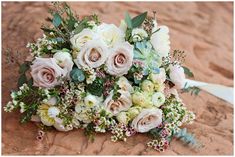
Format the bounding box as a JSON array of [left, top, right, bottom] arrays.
[[5, 3, 200, 152]]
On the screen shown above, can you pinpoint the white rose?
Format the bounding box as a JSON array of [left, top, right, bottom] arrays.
[[75, 39, 108, 69], [104, 90, 132, 115], [149, 68, 166, 84], [117, 76, 133, 92], [152, 92, 165, 107], [53, 51, 74, 74], [131, 108, 162, 133], [30, 58, 66, 88], [97, 23, 125, 47], [70, 28, 94, 50], [150, 20, 170, 58], [106, 42, 134, 76], [132, 28, 148, 42], [169, 64, 186, 89]]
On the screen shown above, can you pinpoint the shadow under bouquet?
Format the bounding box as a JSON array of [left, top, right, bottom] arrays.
[[4, 2, 200, 152]]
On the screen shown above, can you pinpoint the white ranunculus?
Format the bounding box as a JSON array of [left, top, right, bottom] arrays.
[[132, 91, 152, 108], [104, 90, 132, 115], [97, 23, 125, 47], [106, 42, 134, 76], [132, 28, 148, 42], [152, 92, 165, 107], [117, 76, 133, 92], [149, 68, 166, 84], [84, 94, 102, 108], [30, 58, 66, 88], [75, 39, 108, 69], [53, 51, 74, 74], [116, 112, 130, 125], [70, 28, 95, 50], [141, 80, 155, 93], [169, 64, 186, 89], [131, 108, 162, 133], [150, 20, 170, 58]]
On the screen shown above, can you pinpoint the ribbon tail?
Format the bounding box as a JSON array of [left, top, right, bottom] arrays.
[[185, 79, 234, 105]]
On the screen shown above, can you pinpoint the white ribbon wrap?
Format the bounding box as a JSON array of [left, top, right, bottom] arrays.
[[185, 79, 234, 105]]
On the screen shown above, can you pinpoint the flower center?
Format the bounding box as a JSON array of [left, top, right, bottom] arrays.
[[89, 48, 101, 62], [109, 100, 124, 113], [115, 53, 126, 65], [139, 115, 156, 125]]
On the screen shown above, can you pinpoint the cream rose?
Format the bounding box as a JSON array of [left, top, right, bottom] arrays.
[[104, 90, 132, 115], [30, 58, 66, 88], [131, 108, 162, 133], [75, 39, 108, 69], [169, 64, 186, 89], [150, 20, 170, 58], [70, 28, 94, 50], [106, 42, 134, 76], [97, 23, 125, 47], [53, 51, 74, 74]]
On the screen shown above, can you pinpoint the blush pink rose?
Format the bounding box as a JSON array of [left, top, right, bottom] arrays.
[[106, 42, 133, 76], [30, 58, 66, 88]]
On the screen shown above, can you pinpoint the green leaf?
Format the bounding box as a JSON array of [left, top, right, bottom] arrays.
[[70, 68, 85, 83], [125, 12, 133, 29], [131, 12, 147, 28], [86, 78, 104, 97], [19, 62, 30, 74], [18, 74, 27, 87], [52, 13, 62, 27], [182, 66, 194, 77], [27, 78, 34, 87]]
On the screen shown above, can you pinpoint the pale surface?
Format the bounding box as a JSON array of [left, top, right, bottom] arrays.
[[2, 2, 233, 155]]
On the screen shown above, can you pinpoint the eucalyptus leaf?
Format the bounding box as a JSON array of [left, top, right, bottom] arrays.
[[52, 13, 62, 27], [182, 66, 194, 77], [70, 68, 85, 83], [125, 12, 133, 29], [131, 12, 147, 28]]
